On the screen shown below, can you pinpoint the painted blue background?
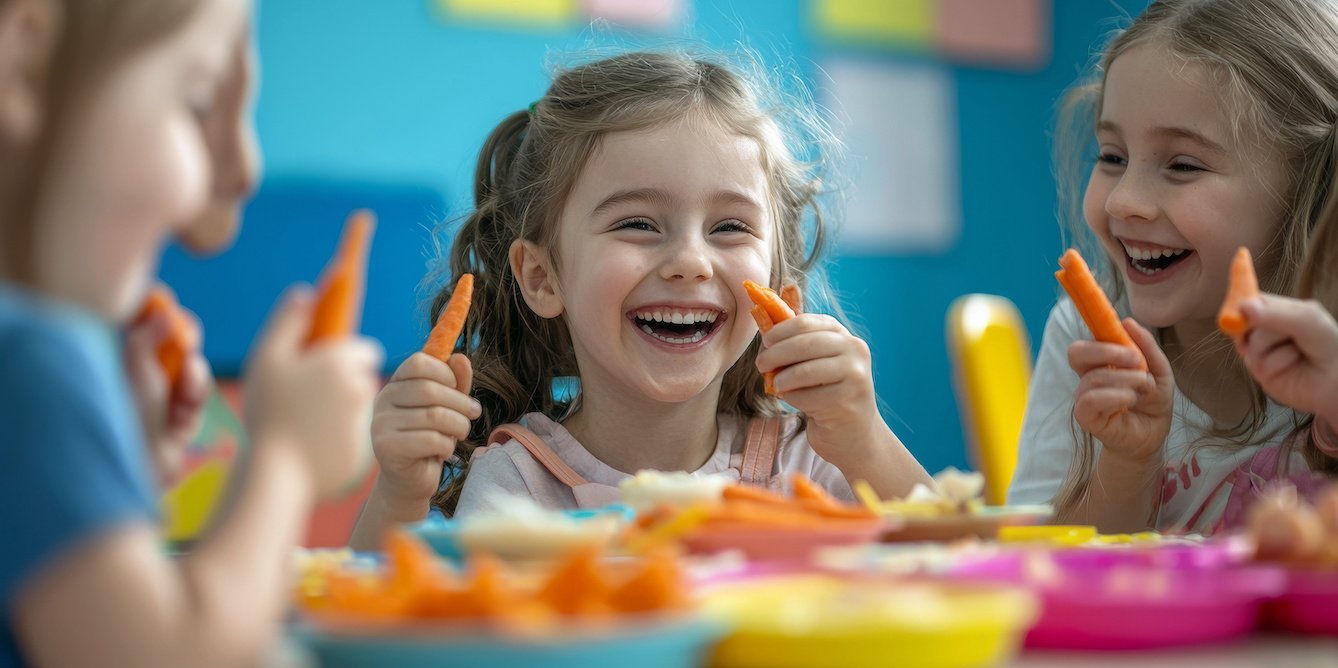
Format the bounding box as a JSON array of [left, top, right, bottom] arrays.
[[161, 0, 1148, 475]]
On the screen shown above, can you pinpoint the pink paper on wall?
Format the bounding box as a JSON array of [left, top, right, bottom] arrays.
[[581, 0, 685, 30], [936, 0, 1050, 69]]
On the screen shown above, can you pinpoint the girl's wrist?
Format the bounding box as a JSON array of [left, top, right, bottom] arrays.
[[368, 478, 433, 522]]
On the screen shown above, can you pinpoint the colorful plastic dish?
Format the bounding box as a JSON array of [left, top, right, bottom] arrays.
[[680, 522, 885, 563], [700, 574, 1037, 668], [1263, 566, 1338, 635], [410, 505, 633, 563], [950, 550, 1285, 650], [295, 615, 722, 668]]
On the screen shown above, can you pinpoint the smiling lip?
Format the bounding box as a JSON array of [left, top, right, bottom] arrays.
[[1117, 237, 1195, 286], [626, 303, 727, 352]]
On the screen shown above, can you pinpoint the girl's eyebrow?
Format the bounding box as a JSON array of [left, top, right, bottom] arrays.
[[1097, 119, 1226, 156], [591, 187, 673, 216], [591, 187, 764, 216]]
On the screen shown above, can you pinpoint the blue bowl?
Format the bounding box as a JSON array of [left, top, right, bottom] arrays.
[[296, 615, 722, 668]]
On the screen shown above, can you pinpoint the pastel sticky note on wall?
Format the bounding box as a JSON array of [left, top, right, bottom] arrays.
[[436, 0, 576, 28], [581, 0, 685, 30], [821, 57, 960, 253], [936, 0, 1050, 69], [814, 0, 934, 49]]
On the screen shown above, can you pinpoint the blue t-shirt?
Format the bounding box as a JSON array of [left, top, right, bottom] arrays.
[[0, 285, 156, 667]]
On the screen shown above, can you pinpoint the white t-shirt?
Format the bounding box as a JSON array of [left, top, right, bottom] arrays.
[[1008, 298, 1302, 533], [455, 412, 856, 516]]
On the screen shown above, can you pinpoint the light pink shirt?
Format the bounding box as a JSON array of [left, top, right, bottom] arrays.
[[455, 412, 856, 516]]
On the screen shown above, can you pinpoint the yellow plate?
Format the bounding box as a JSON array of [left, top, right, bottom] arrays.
[[702, 575, 1036, 668]]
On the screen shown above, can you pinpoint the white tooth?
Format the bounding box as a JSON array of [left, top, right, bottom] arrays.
[[641, 324, 655, 336], [683, 312, 697, 325], [707, 312, 718, 322], [650, 311, 660, 322], [671, 312, 684, 324]]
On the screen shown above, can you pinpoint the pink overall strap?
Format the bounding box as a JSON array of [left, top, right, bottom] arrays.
[[487, 423, 589, 488], [739, 416, 783, 488]]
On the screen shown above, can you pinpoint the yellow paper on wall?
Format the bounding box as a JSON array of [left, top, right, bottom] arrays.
[[436, 0, 576, 27], [814, 0, 934, 49]]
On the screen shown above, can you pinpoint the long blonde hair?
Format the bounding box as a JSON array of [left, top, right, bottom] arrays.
[[1053, 0, 1338, 514], [430, 50, 837, 514]]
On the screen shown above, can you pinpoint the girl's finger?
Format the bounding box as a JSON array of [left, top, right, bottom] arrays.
[[1068, 340, 1144, 374], [772, 356, 865, 395], [388, 351, 459, 388], [379, 430, 457, 461], [1250, 342, 1302, 384], [760, 313, 844, 346], [1076, 367, 1156, 393], [1242, 295, 1338, 359], [1124, 318, 1172, 381], [383, 406, 473, 441], [756, 330, 848, 372], [1074, 387, 1138, 426]]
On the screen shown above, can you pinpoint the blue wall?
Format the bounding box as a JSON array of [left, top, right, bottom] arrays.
[[163, 0, 1147, 475]]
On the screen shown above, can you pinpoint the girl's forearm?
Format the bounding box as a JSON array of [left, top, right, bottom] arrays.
[[1056, 450, 1162, 533], [174, 439, 316, 662], [828, 423, 932, 500], [348, 479, 432, 551]]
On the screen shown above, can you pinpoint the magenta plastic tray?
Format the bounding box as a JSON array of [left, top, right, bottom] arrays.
[[949, 547, 1284, 650], [1263, 567, 1338, 635]]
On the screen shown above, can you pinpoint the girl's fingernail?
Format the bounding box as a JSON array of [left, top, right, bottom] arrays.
[[469, 399, 483, 417]]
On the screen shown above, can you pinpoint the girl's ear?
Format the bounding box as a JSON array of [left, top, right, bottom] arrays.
[[509, 238, 564, 318], [0, 0, 56, 145]]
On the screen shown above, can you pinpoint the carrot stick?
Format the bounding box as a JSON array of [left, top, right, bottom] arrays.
[[1218, 246, 1259, 339], [422, 274, 474, 362], [745, 281, 797, 395], [1055, 248, 1147, 371], [744, 280, 795, 323], [306, 210, 375, 344], [780, 284, 802, 313], [134, 286, 198, 391], [722, 483, 793, 507]]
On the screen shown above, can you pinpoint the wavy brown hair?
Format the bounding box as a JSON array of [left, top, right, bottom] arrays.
[[429, 50, 837, 515]]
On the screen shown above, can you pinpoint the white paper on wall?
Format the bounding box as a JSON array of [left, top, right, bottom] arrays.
[[820, 57, 960, 254]]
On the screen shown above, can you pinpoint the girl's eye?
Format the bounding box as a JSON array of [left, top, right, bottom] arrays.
[[713, 219, 753, 234], [1096, 152, 1127, 167], [1169, 161, 1204, 173], [615, 217, 657, 232]]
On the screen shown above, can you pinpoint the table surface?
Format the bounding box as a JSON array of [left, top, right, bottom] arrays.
[[1012, 635, 1338, 667]]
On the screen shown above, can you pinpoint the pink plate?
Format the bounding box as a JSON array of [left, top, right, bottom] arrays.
[[1262, 567, 1338, 635], [950, 550, 1284, 650]]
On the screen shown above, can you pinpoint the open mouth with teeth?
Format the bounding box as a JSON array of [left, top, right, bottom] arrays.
[[629, 308, 725, 345], [1123, 243, 1193, 275]]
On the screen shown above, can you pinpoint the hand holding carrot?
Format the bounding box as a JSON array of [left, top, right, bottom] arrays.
[[124, 284, 211, 488], [367, 275, 479, 515], [1233, 293, 1338, 428], [747, 282, 885, 465], [1067, 318, 1174, 466], [245, 286, 384, 499]]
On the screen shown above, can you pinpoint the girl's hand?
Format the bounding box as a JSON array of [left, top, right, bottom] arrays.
[[243, 287, 384, 499], [123, 300, 210, 489], [1068, 318, 1174, 465], [368, 352, 480, 511], [754, 314, 881, 463], [1236, 294, 1338, 426]]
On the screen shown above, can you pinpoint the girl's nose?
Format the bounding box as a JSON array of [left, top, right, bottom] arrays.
[[659, 235, 713, 282], [1105, 168, 1159, 223]]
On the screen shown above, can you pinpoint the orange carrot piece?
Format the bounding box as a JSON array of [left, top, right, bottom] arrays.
[[791, 474, 878, 520], [1055, 249, 1147, 370], [537, 546, 613, 617], [780, 283, 802, 313], [722, 483, 793, 507], [134, 286, 198, 391], [1218, 247, 1259, 339], [745, 282, 795, 395], [609, 550, 689, 614], [422, 273, 474, 362], [306, 210, 375, 344], [744, 280, 796, 324]]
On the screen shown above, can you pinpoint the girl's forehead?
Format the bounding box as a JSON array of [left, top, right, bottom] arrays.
[[1102, 43, 1255, 149]]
